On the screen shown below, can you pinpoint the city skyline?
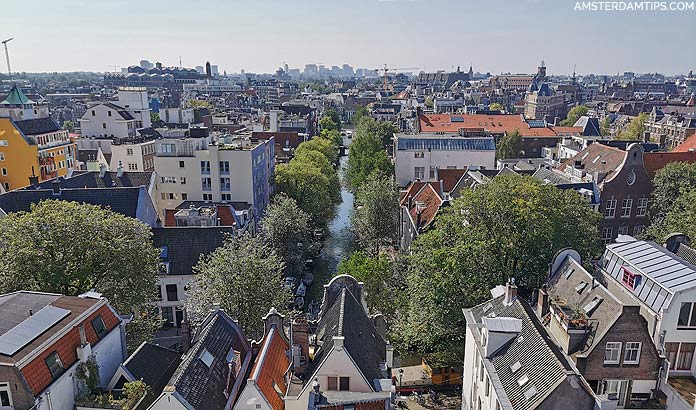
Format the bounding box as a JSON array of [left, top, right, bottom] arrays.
[[3, 0, 695, 76]]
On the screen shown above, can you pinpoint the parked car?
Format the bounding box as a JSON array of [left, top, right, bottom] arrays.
[[294, 296, 305, 310], [283, 277, 296, 291], [304, 258, 314, 269], [302, 272, 314, 286], [295, 282, 307, 297]]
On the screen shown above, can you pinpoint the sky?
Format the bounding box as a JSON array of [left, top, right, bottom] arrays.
[[2, 0, 695, 76]]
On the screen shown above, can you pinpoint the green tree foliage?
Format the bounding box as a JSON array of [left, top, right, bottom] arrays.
[[293, 149, 341, 203], [187, 99, 212, 109], [616, 113, 648, 141], [352, 105, 369, 125], [321, 129, 343, 147], [647, 190, 696, 241], [62, 120, 75, 133], [352, 172, 400, 254], [0, 200, 161, 351], [276, 159, 337, 227], [600, 116, 612, 137], [319, 116, 339, 132], [336, 252, 402, 321], [295, 136, 339, 165], [560, 105, 588, 126], [150, 112, 160, 123], [398, 174, 601, 365], [186, 234, 290, 339], [260, 194, 313, 274], [325, 108, 341, 130], [649, 162, 696, 228], [496, 130, 522, 159], [489, 103, 503, 112], [346, 118, 394, 191]]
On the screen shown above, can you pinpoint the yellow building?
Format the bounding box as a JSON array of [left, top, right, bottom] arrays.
[[0, 117, 77, 191]]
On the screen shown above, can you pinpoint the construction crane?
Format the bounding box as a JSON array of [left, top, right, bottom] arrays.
[[374, 64, 419, 91], [2, 38, 13, 77]]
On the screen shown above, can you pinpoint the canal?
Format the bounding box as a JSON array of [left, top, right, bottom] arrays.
[[305, 134, 355, 305]]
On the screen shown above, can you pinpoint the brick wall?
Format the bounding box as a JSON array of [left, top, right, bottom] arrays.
[[20, 304, 120, 396]]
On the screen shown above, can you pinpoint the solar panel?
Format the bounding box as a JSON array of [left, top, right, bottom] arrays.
[[527, 120, 546, 128], [0, 305, 71, 356], [451, 116, 464, 122]]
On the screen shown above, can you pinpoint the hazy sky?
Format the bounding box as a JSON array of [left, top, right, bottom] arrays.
[[3, 0, 695, 75]]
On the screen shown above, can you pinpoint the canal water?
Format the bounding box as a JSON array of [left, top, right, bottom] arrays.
[[306, 135, 355, 305]]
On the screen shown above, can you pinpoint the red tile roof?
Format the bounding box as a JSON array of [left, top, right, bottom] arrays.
[[418, 113, 581, 137], [399, 181, 427, 206], [248, 327, 290, 410], [404, 182, 443, 231], [643, 151, 696, 178], [557, 143, 627, 178], [673, 133, 696, 153], [437, 168, 467, 192]]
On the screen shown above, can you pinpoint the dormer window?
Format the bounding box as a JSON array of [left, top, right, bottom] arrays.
[[621, 267, 641, 290], [575, 281, 588, 294]]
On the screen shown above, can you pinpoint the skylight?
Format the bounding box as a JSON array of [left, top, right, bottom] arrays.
[[583, 297, 603, 316], [564, 268, 574, 279], [517, 374, 529, 387], [575, 281, 588, 294], [199, 348, 214, 368], [510, 361, 522, 373], [524, 385, 538, 400]]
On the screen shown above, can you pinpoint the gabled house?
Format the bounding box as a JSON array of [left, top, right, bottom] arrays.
[[540, 249, 663, 407], [596, 235, 696, 410], [284, 275, 393, 410], [149, 309, 252, 410], [398, 182, 444, 251], [0, 291, 126, 410], [462, 281, 600, 410], [235, 309, 291, 410]]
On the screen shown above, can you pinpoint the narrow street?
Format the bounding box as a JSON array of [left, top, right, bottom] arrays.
[[305, 133, 355, 306]]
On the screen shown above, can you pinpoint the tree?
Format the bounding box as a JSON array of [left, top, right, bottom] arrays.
[[275, 160, 336, 226], [150, 112, 160, 123], [398, 174, 601, 365], [647, 189, 696, 241], [560, 105, 588, 126], [352, 172, 400, 254], [63, 120, 75, 133], [489, 103, 503, 112], [352, 105, 369, 125], [295, 136, 339, 165], [260, 195, 312, 274], [186, 234, 290, 339], [496, 130, 522, 159], [187, 99, 212, 109], [319, 116, 339, 132], [336, 252, 402, 322], [616, 113, 648, 141], [325, 108, 341, 129], [0, 200, 161, 351], [346, 118, 394, 191], [321, 129, 343, 147], [294, 150, 341, 202], [650, 162, 696, 226], [600, 116, 612, 137]]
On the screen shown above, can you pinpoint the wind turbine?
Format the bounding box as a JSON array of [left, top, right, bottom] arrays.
[[1, 38, 13, 77]]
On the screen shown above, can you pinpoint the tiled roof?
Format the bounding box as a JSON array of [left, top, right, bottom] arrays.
[[643, 152, 696, 178], [167, 310, 251, 410], [467, 296, 577, 410], [399, 181, 426, 206], [418, 113, 580, 137], [152, 227, 234, 276], [557, 143, 626, 178], [0, 85, 34, 105], [437, 168, 467, 192], [406, 183, 443, 231], [248, 327, 290, 410], [13, 117, 61, 136], [673, 133, 696, 153], [123, 342, 181, 396]]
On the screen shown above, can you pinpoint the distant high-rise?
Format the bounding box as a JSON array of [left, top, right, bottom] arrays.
[[210, 65, 219, 77], [195, 66, 205, 74], [205, 61, 211, 78]]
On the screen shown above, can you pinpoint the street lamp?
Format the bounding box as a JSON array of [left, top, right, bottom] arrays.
[[1, 38, 13, 77]]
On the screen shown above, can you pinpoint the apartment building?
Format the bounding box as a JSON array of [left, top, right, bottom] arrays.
[[78, 87, 151, 139]]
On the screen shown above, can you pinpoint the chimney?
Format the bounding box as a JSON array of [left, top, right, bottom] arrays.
[[99, 162, 107, 178], [386, 343, 394, 369], [439, 179, 444, 197], [537, 284, 549, 317], [262, 307, 285, 338], [504, 278, 517, 306], [116, 161, 124, 177], [181, 319, 192, 352], [416, 207, 423, 230], [407, 195, 413, 210], [291, 317, 309, 374], [312, 378, 321, 394], [51, 179, 61, 195], [28, 166, 39, 187]]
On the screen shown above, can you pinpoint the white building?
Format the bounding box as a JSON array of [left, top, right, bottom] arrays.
[[159, 108, 194, 124], [393, 132, 496, 186], [109, 138, 157, 171], [153, 134, 274, 221], [78, 87, 151, 139], [598, 235, 696, 410]]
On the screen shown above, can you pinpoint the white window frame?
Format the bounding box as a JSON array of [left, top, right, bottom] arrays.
[[637, 197, 648, 217], [602, 227, 613, 244], [604, 342, 622, 364], [414, 167, 425, 180], [0, 382, 13, 409], [624, 342, 641, 364], [621, 197, 633, 218], [604, 198, 617, 218]]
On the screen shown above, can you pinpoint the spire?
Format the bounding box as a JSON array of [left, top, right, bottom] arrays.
[[1, 84, 34, 106]]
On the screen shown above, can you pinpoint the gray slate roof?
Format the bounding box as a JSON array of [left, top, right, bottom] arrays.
[[13, 117, 62, 136], [152, 227, 234, 276], [167, 310, 251, 410], [123, 342, 181, 395], [467, 296, 579, 410], [26, 171, 153, 190]]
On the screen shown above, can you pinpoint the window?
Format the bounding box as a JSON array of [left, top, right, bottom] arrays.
[[677, 343, 695, 371], [200, 161, 211, 174], [45, 351, 65, 379], [202, 177, 212, 191], [0, 382, 13, 408], [339, 377, 350, 391], [621, 267, 640, 290], [161, 307, 174, 325], [429, 167, 437, 178], [199, 348, 214, 367], [618, 225, 629, 235], [665, 342, 679, 370], [624, 342, 641, 364], [181, 193, 188, 200], [203, 193, 213, 201], [108, 110, 112, 117], [414, 167, 425, 180], [414, 152, 425, 158], [126, 148, 133, 156], [127, 163, 138, 171], [604, 342, 622, 364], [219, 161, 230, 174], [1, 168, 6, 176], [166, 284, 178, 301], [0, 152, 4, 161], [91, 110, 95, 116], [327, 376, 338, 391], [678, 302, 696, 329], [220, 177, 231, 191], [91, 315, 108, 340], [602, 226, 613, 244], [634, 225, 645, 236], [621, 197, 633, 218], [222, 193, 231, 201], [637, 197, 648, 217], [161, 192, 166, 200], [604, 198, 617, 218], [102, 123, 107, 129], [180, 177, 187, 184], [168, 193, 176, 200], [179, 160, 185, 168]]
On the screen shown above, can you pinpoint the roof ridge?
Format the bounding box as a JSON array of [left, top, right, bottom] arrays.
[[338, 288, 347, 337]]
